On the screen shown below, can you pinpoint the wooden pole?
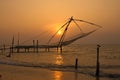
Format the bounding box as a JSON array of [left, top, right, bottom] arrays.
[[36, 40, 39, 53], [96, 45, 101, 77], [33, 40, 35, 52], [60, 46, 62, 52], [75, 58, 78, 70], [11, 36, 14, 53], [17, 32, 20, 53]]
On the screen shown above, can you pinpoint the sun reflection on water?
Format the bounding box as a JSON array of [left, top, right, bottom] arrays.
[[54, 71, 63, 80], [55, 54, 63, 65]]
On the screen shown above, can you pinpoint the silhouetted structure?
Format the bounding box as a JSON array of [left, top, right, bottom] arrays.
[[75, 58, 78, 70], [0, 17, 102, 53], [96, 45, 101, 77]]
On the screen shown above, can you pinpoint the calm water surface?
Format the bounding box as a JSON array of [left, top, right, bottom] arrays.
[[0, 44, 120, 80]]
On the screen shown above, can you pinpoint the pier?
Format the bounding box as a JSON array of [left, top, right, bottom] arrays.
[[0, 17, 101, 53]]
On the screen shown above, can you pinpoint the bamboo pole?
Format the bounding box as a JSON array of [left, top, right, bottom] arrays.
[[75, 58, 78, 70], [96, 45, 101, 77], [33, 40, 35, 52], [17, 32, 20, 53], [36, 40, 39, 53]]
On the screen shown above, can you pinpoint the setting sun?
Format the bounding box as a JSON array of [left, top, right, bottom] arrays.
[[58, 31, 62, 35]]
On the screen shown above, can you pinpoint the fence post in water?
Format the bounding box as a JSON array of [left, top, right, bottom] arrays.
[[60, 46, 62, 52], [11, 36, 14, 53], [96, 45, 101, 77], [75, 58, 78, 70], [36, 40, 39, 53], [33, 40, 35, 52]]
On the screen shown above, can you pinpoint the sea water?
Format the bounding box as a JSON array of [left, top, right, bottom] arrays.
[[0, 44, 120, 80]]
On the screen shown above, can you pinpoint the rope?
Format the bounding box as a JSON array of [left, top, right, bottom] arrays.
[[74, 19, 102, 28], [20, 17, 102, 46], [20, 27, 54, 44]]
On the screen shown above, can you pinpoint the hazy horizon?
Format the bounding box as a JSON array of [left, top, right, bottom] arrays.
[[0, 0, 120, 45]]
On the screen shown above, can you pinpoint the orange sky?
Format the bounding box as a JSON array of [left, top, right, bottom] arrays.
[[0, 0, 120, 45]]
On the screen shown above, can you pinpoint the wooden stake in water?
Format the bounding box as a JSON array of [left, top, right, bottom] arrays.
[[96, 45, 101, 77], [33, 40, 35, 52], [36, 40, 39, 53], [11, 36, 14, 53], [75, 58, 78, 70], [17, 32, 20, 53]]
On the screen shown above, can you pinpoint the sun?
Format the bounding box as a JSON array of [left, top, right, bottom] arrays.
[[58, 31, 62, 35]]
